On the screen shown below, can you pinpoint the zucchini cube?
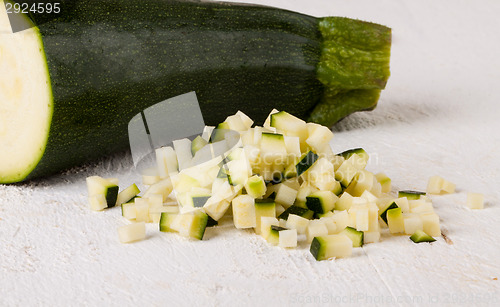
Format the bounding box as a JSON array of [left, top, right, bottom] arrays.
[[310, 234, 353, 260], [306, 220, 329, 243], [255, 199, 276, 235], [232, 195, 256, 229], [279, 229, 298, 248], [306, 191, 338, 214], [118, 222, 146, 243], [467, 193, 484, 210]]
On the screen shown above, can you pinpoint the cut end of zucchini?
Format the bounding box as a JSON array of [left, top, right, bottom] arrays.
[[0, 6, 53, 183]]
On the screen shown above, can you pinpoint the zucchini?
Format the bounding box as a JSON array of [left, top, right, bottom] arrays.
[[86, 176, 119, 208], [398, 190, 426, 200], [278, 205, 314, 220], [0, 0, 391, 183], [116, 184, 140, 207], [379, 201, 399, 225], [310, 234, 353, 260], [410, 230, 436, 243], [254, 198, 276, 235], [296, 151, 319, 177], [340, 226, 364, 247], [306, 190, 337, 214]]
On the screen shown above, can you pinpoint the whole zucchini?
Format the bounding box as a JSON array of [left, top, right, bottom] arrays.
[[0, 0, 391, 183]]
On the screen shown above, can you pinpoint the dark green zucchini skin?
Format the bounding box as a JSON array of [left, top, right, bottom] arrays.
[[20, 0, 390, 181], [27, 0, 323, 180]]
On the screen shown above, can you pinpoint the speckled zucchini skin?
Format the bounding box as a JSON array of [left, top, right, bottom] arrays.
[[20, 0, 390, 181]]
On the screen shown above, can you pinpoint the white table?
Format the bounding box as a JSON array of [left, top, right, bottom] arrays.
[[1, 0, 499, 305]]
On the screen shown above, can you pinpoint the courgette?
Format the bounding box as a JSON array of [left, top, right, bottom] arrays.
[[0, 0, 391, 183]]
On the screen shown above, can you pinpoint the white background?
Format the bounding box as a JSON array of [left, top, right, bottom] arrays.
[[1, 0, 500, 305]]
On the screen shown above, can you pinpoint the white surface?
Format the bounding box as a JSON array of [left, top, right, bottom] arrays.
[[1, 0, 500, 306]]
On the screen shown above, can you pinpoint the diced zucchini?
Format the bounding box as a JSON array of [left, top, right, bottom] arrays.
[[398, 190, 426, 200], [345, 170, 374, 197], [387, 207, 404, 234], [295, 182, 319, 207], [295, 151, 318, 177], [267, 225, 287, 245], [260, 132, 287, 165], [173, 173, 201, 194], [379, 202, 398, 224], [245, 175, 266, 199], [275, 204, 285, 217], [360, 190, 377, 203], [316, 211, 335, 218], [279, 229, 298, 248], [121, 202, 137, 220], [319, 216, 337, 234], [338, 148, 369, 166], [331, 210, 349, 231], [363, 231, 381, 244], [426, 175, 443, 194], [155, 146, 178, 178], [310, 234, 353, 260], [375, 172, 391, 193], [285, 214, 310, 234], [116, 184, 140, 206], [143, 178, 173, 202], [170, 210, 208, 240], [260, 217, 279, 240], [281, 178, 301, 191], [118, 222, 146, 243], [350, 204, 369, 231], [278, 205, 314, 220], [311, 174, 339, 192], [255, 199, 276, 235], [467, 193, 484, 210], [283, 162, 298, 179], [225, 114, 248, 131], [191, 135, 208, 156], [210, 122, 230, 143], [134, 198, 150, 223], [141, 167, 161, 185], [263, 109, 280, 129], [410, 230, 436, 243], [89, 194, 107, 212], [340, 226, 364, 247], [334, 155, 360, 187], [305, 123, 334, 152], [306, 191, 338, 214], [403, 213, 423, 235], [226, 158, 251, 186], [86, 176, 119, 208], [275, 184, 298, 208], [409, 200, 434, 214], [203, 199, 231, 221], [420, 212, 441, 237], [284, 136, 301, 159], [232, 195, 256, 229], [394, 197, 410, 213], [160, 212, 179, 232], [269, 111, 308, 144], [427, 175, 455, 195], [441, 179, 456, 194], [306, 220, 329, 243], [235, 110, 254, 129], [335, 192, 354, 211]]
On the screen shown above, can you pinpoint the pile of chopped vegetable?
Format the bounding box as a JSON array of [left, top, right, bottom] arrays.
[[86, 110, 484, 261]]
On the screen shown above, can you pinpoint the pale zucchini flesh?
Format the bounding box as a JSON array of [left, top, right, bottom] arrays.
[[0, 2, 52, 183]]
